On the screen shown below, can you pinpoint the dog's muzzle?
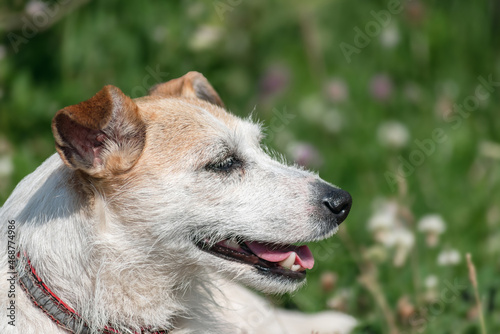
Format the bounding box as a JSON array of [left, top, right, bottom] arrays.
[[195, 182, 353, 281]]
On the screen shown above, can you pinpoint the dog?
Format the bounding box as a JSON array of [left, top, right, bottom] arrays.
[[0, 72, 357, 334]]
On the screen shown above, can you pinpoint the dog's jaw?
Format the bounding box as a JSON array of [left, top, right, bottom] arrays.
[[191, 231, 342, 294], [196, 247, 308, 294]]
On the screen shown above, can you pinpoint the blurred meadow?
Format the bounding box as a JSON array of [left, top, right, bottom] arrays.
[[1, 0, 500, 333]]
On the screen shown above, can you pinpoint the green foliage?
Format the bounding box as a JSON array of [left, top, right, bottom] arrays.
[[1, 1, 499, 332]]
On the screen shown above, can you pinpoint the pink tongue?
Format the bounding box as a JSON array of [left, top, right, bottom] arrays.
[[245, 242, 315, 269]]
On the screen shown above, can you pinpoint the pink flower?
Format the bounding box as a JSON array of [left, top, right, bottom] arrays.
[[286, 142, 323, 169], [369, 74, 393, 102], [259, 65, 290, 100], [324, 78, 349, 103]]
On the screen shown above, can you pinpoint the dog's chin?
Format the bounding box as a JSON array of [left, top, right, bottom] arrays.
[[217, 260, 307, 294]]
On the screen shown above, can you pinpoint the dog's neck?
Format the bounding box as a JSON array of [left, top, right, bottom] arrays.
[[18, 253, 172, 334], [12, 155, 216, 333]]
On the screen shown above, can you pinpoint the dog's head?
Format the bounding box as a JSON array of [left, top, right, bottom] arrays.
[[52, 72, 351, 293]]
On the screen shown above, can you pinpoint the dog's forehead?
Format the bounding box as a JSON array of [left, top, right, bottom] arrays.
[[133, 96, 261, 164], [135, 96, 260, 135]]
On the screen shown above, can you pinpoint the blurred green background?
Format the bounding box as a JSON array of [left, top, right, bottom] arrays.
[[1, 1, 499, 333]]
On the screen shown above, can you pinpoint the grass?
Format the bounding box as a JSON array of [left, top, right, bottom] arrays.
[[1, 1, 499, 333]]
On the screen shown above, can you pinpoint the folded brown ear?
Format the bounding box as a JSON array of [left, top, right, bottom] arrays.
[[52, 85, 146, 177], [149, 71, 225, 108]]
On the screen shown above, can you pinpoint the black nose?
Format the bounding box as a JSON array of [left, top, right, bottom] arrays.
[[322, 188, 352, 224]]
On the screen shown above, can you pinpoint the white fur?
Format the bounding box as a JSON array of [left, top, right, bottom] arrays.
[[0, 97, 356, 334]]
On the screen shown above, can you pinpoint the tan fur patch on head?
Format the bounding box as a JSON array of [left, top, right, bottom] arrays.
[[149, 71, 225, 108], [133, 96, 238, 171]]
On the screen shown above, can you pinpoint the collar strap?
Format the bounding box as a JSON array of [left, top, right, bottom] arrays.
[[17, 253, 169, 334]]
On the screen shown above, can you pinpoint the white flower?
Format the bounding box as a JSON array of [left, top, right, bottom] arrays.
[[382, 227, 415, 249], [437, 249, 461, 266], [322, 109, 343, 134], [189, 25, 223, 51], [380, 24, 400, 48], [368, 199, 398, 230], [424, 275, 438, 289], [0, 155, 13, 177], [368, 199, 399, 244], [377, 121, 410, 149], [368, 211, 396, 231], [367, 200, 414, 267], [418, 214, 446, 247], [25, 1, 47, 16], [299, 95, 326, 123], [418, 215, 446, 233], [383, 227, 415, 267]]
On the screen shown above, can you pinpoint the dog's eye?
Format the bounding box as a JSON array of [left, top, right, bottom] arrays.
[[208, 156, 241, 172]]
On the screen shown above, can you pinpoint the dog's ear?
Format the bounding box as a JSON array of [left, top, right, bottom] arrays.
[[52, 85, 146, 177], [149, 71, 225, 108]]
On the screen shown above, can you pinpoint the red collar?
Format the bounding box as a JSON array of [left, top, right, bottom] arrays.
[[18, 253, 169, 334]]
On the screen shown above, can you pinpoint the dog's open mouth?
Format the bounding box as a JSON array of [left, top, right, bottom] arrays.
[[196, 238, 315, 280]]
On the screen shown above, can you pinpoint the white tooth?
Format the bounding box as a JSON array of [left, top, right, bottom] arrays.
[[279, 252, 296, 269], [223, 240, 241, 250], [291, 264, 301, 272]]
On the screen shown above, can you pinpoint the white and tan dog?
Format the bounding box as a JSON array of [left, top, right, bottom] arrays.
[[0, 72, 356, 334]]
